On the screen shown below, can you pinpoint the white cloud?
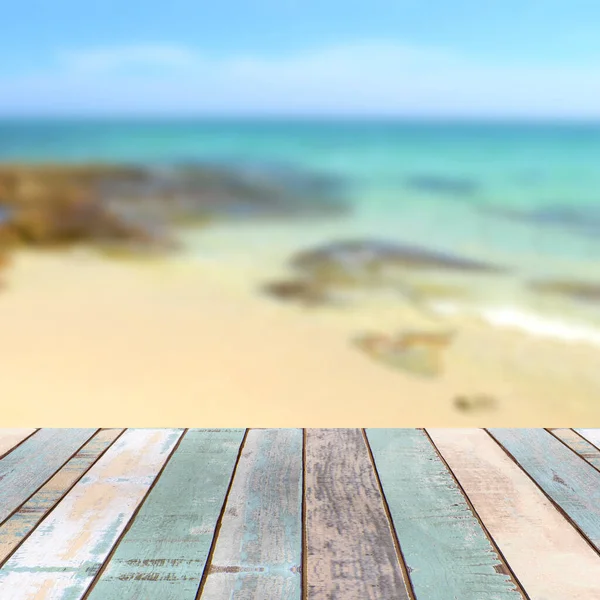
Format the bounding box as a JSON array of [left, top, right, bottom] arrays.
[[2, 41, 600, 117]]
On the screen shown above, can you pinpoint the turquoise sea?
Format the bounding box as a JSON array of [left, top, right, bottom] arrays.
[[2, 119, 600, 341]]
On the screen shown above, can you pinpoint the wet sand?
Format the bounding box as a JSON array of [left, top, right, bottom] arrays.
[[1, 236, 600, 427]]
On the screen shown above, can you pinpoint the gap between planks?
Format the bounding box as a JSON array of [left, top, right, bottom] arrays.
[[301, 429, 307, 600]]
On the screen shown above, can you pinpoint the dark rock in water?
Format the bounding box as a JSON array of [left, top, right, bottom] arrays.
[[479, 202, 600, 239], [0, 162, 349, 261], [453, 394, 497, 413], [405, 175, 479, 196], [353, 329, 455, 377], [525, 205, 600, 228], [0, 164, 178, 252], [206, 160, 343, 197], [100, 164, 348, 222], [290, 239, 505, 280], [261, 279, 331, 306], [529, 279, 600, 304]]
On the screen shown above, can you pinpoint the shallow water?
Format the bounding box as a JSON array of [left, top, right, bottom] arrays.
[[2, 119, 600, 341]]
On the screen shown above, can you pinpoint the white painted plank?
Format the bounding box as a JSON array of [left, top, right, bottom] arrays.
[[575, 429, 600, 453]]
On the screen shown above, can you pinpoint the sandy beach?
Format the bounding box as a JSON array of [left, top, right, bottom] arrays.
[[2, 219, 600, 427], [1, 156, 600, 427]]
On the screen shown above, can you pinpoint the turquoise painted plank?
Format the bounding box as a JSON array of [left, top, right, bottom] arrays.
[[200, 429, 303, 600], [550, 429, 600, 471], [0, 430, 37, 460], [86, 428, 246, 599], [489, 428, 600, 549], [366, 428, 523, 600], [0, 428, 97, 524]]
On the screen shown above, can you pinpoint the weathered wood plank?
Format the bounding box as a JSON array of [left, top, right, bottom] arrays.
[[575, 429, 600, 454], [86, 428, 245, 600], [0, 429, 124, 564], [0, 430, 37, 459], [550, 429, 600, 470], [366, 428, 522, 599], [488, 428, 600, 550], [200, 428, 302, 600], [429, 428, 600, 599], [304, 428, 411, 600], [0, 428, 97, 525], [0, 428, 183, 599]]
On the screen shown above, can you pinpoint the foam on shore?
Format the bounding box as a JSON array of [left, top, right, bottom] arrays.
[[434, 301, 600, 348], [481, 307, 600, 347]]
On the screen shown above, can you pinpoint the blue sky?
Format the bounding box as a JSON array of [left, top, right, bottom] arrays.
[[2, 1, 600, 117]]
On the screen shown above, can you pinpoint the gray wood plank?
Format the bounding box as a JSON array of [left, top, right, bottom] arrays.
[[304, 428, 411, 600]]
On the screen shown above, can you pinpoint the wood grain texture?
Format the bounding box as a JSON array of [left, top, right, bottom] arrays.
[[0, 428, 97, 525], [550, 429, 600, 470], [488, 428, 600, 550], [0, 430, 37, 459], [201, 428, 302, 600], [86, 428, 245, 600], [366, 428, 522, 599], [0, 428, 183, 600], [575, 429, 600, 454], [304, 429, 411, 600], [429, 428, 600, 599], [0, 429, 123, 564]]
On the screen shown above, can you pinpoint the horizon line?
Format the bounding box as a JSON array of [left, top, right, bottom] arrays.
[[1, 113, 600, 125]]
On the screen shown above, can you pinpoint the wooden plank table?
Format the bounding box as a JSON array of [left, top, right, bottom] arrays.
[[0, 428, 598, 599]]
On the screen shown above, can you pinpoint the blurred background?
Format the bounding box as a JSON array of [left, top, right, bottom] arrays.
[[1, 1, 599, 423]]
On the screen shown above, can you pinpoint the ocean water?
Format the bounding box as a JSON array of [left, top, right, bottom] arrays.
[[1, 119, 600, 342]]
